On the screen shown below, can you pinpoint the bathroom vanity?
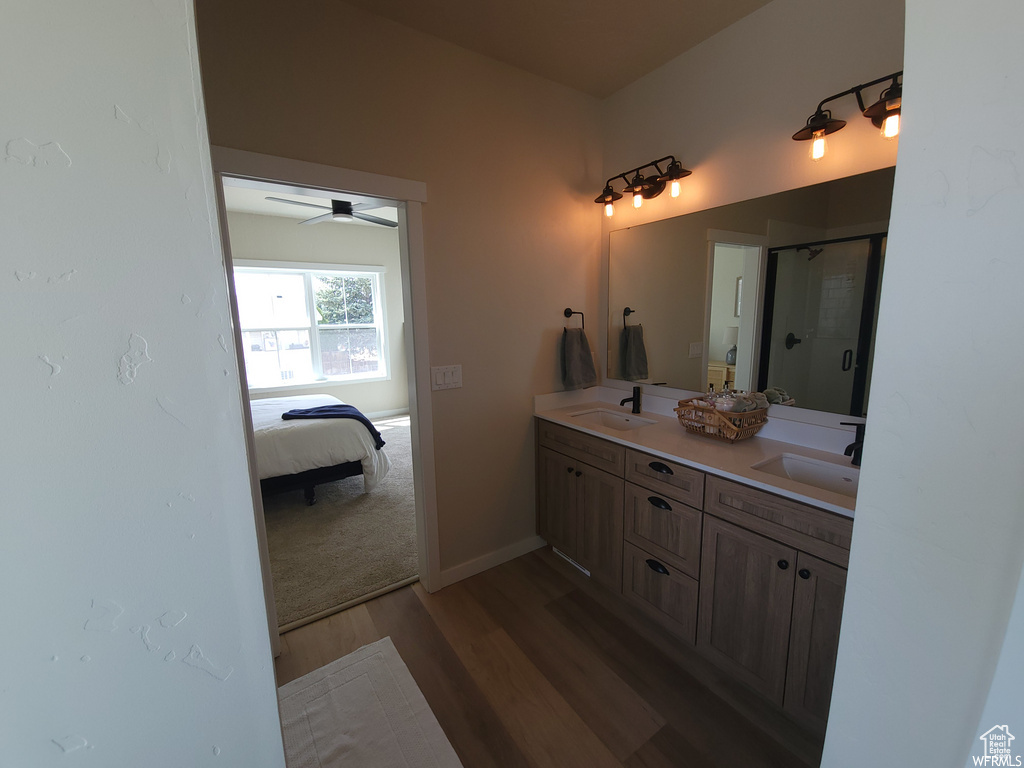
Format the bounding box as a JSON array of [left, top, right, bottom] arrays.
[[535, 392, 857, 735]]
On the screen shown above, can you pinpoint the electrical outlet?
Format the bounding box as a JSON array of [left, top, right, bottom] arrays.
[[688, 342, 703, 359], [430, 365, 462, 390]]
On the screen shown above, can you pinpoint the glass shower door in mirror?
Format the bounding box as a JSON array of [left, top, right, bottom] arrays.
[[758, 234, 885, 416]]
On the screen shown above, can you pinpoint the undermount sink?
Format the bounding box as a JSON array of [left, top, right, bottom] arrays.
[[751, 453, 860, 498], [568, 409, 657, 432]]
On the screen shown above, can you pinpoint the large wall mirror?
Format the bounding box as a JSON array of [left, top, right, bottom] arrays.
[[608, 166, 895, 417]]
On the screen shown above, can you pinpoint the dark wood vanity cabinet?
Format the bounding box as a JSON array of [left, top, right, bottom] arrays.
[[537, 424, 624, 591], [697, 476, 852, 734], [535, 419, 852, 734]]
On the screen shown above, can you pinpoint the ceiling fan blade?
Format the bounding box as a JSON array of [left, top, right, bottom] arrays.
[[353, 212, 399, 228], [266, 196, 332, 211], [300, 212, 334, 225]]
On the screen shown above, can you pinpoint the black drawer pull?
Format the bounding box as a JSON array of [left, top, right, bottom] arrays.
[[648, 461, 674, 476], [566, 467, 574, 473], [798, 569, 811, 580], [777, 559, 789, 570], [646, 559, 670, 576], [575, 470, 582, 477], [647, 496, 672, 511]]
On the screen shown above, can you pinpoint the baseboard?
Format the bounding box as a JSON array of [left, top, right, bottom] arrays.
[[438, 535, 547, 589], [367, 408, 410, 420]]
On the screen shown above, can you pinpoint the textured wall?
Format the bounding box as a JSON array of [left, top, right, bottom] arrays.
[[823, 0, 1024, 764], [1, 2, 284, 766]]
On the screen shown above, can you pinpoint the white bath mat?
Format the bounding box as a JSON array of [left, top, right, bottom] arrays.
[[278, 637, 463, 768]]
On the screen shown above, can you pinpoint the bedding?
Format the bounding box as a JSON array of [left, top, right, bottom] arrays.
[[250, 394, 391, 492]]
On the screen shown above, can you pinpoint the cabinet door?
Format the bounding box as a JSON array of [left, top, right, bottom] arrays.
[[537, 447, 578, 560], [784, 552, 847, 733], [697, 515, 797, 703], [576, 465, 624, 592]]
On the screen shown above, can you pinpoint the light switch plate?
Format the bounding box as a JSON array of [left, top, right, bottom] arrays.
[[688, 342, 703, 359], [430, 364, 462, 390]]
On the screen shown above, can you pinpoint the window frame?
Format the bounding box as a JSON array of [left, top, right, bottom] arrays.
[[233, 259, 389, 393]]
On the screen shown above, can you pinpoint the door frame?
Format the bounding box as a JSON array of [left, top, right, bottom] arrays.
[[208, 147, 441, 652], [705, 229, 768, 391]]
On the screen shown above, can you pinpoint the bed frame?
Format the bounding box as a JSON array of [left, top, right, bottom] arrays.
[[259, 460, 363, 506]]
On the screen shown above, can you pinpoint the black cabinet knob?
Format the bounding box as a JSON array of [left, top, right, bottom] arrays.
[[566, 467, 574, 473], [646, 559, 670, 576], [798, 569, 811, 580], [575, 471, 582, 477], [777, 559, 789, 570]]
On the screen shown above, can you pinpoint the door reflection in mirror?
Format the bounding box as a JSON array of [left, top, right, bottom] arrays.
[[758, 234, 885, 416]]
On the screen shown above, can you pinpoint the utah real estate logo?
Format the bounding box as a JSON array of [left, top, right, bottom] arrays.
[[975, 725, 1022, 766]]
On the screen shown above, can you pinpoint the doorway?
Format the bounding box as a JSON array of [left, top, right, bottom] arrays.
[[208, 147, 439, 653]]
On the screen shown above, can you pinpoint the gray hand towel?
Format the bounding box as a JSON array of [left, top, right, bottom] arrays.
[[622, 324, 649, 381], [562, 327, 597, 390]]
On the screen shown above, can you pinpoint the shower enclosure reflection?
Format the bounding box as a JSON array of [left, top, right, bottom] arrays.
[[759, 234, 885, 416]]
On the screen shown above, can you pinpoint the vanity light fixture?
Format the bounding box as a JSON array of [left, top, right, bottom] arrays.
[[793, 71, 903, 160], [595, 155, 691, 217]]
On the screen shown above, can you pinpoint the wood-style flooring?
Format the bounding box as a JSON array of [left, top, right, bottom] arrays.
[[274, 547, 824, 768]]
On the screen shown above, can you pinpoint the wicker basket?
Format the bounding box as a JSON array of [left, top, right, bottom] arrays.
[[674, 397, 768, 443]]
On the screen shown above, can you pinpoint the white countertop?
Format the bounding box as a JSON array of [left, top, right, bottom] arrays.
[[535, 392, 859, 519]]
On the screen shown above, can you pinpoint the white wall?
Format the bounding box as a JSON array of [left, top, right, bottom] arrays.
[[196, 0, 602, 575], [225, 211, 409, 415], [822, 0, 1024, 764], [1, 3, 283, 766], [597, 0, 903, 392]]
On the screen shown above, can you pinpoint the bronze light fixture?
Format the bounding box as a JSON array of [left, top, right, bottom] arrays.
[[793, 71, 903, 161], [595, 155, 692, 217]]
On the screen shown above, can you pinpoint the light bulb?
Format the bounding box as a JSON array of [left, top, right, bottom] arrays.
[[881, 113, 900, 139], [810, 130, 826, 161], [633, 191, 643, 209], [605, 202, 614, 217], [670, 179, 680, 198]]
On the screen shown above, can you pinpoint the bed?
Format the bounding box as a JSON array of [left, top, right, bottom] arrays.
[[250, 394, 391, 505]]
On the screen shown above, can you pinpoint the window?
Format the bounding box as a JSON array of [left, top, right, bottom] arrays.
[[233, 263, 388, 389]]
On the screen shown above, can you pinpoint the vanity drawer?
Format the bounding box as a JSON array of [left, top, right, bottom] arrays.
[[624, 449, 704, 509], [537, 420, 625, 475], [624, 482, 702, 579], [705, 475, 853, 567], [622, 541, 698, 643]]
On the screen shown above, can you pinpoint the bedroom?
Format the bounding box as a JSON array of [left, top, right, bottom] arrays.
[[221, 180, 418, 630], [4, 0, 1023, 766]]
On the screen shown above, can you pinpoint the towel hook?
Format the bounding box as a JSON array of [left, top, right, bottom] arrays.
[[624, 307, 637, 326], [564, 307, 584, 329]]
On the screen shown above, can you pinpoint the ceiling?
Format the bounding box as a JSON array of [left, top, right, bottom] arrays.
[[342, 0, 774, 98]]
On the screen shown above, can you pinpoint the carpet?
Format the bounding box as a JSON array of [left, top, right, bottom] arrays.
[[262, 416, 418, 630], [278, 637, 463, 768]]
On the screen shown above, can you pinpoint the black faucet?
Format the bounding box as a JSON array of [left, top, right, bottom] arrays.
[[620, 385, 643, 414], [841, 421, 866, 467]]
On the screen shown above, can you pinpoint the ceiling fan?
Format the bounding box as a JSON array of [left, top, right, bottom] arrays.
[[265, 196, 398, 228]]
